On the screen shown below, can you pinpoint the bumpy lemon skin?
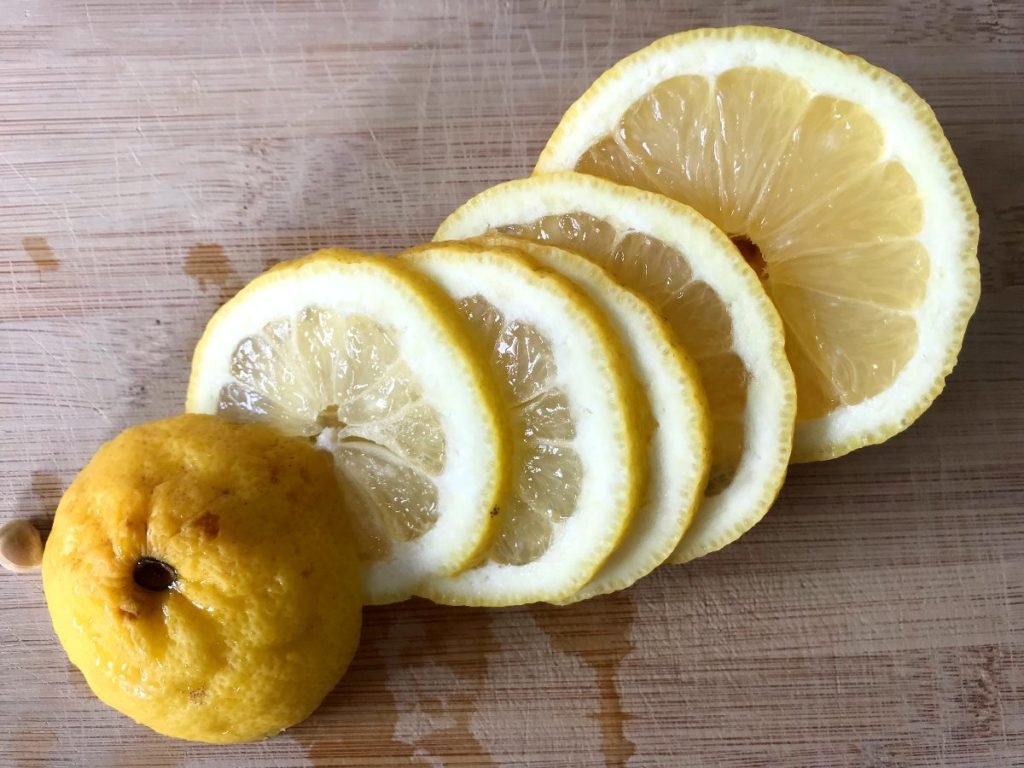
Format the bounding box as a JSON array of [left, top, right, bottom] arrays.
[[42, 414, 362, 743]]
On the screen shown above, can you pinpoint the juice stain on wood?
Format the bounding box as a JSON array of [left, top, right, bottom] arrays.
[[531, 594, 638, 768], [185, 243, 239, 303], [392, 605, 498, 766], [304, 605, 497, 766], [22, 236, 59, 271], [303, 608, 414, 765]]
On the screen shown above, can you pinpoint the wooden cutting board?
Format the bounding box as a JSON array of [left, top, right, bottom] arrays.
[[1, 1, 1021, 766]]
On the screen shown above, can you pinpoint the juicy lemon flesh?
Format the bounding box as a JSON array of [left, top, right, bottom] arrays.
[[574, 67, 927, 420], [499, 216, 746, 495], [216, 306, 446, 561], [457, 295, 582, 565]]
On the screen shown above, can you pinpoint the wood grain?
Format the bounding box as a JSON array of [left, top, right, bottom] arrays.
[[1, 1, 1021, 766]]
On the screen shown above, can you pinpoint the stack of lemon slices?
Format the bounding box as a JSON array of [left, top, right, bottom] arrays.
[[187, 27, 979, 606]]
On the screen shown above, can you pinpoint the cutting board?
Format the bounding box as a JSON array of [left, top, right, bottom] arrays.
[[1, 1, 1022, 766]]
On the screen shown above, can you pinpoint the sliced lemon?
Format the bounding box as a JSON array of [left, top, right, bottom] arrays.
[[435, 172, 795, 563], [401, 242, 646, 605], [536, 25, 980, 462], [477, 234, 709, 599], [186, 249, 506, 604]]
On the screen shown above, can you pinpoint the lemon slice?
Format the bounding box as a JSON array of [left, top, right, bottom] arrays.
[[536, 26, 980, 462], [435, 172, 795, 563], [401, 242, 646, 605], [477, 234, 709, 599], [186, 249, 506, 604]]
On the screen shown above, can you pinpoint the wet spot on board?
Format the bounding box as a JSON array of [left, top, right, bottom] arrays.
[[301, 607, 415, 765], [531, 593, 638, 768], [96, 725, 183, 768], [391, 604, 498, 766], [22, 236, 59, 271], [956, 644, 1006, 738], [125, 382, 147, 409], [262, 256, 282, 272], [301, 603, 498, 767], [185, 243, 240, 303]]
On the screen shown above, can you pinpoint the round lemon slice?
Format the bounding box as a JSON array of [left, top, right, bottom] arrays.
[[435, 172, 795, 563], [402, 242, 646, 605], [187, 249, 506, 604], [477, 235, 709, 599], [536, 26, 980, 462]]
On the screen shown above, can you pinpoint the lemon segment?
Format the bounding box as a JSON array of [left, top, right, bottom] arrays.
[[403, 242, 646, 605], [187, 249, 506, 604], [536, 25, 980, 461]]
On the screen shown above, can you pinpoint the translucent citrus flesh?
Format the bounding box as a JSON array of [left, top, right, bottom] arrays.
[[499, 215, 747, 495], [456, 295, 582, 566], [573, 67, 927, 420], [216, 307, 446, 561]]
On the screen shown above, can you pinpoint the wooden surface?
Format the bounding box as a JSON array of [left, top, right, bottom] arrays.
[[1, 1, 1022, 766]]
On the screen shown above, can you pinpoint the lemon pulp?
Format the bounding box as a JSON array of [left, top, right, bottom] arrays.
[[458, 294, 581, 565], [574, 67, 926, 420], [500, 215, 747, 495], [218, 308, 446, 561]]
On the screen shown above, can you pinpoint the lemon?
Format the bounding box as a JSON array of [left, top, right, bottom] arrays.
[[476, 235, 709, 599], [536, 26, 980, 462], [402, 242, 647, 605], [187, 249, 506, 604], [435, 172, 795, 563], [42, 414, 361, 743]]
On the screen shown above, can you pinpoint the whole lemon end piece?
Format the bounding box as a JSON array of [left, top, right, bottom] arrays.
[[42, 414, 363, 743]]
